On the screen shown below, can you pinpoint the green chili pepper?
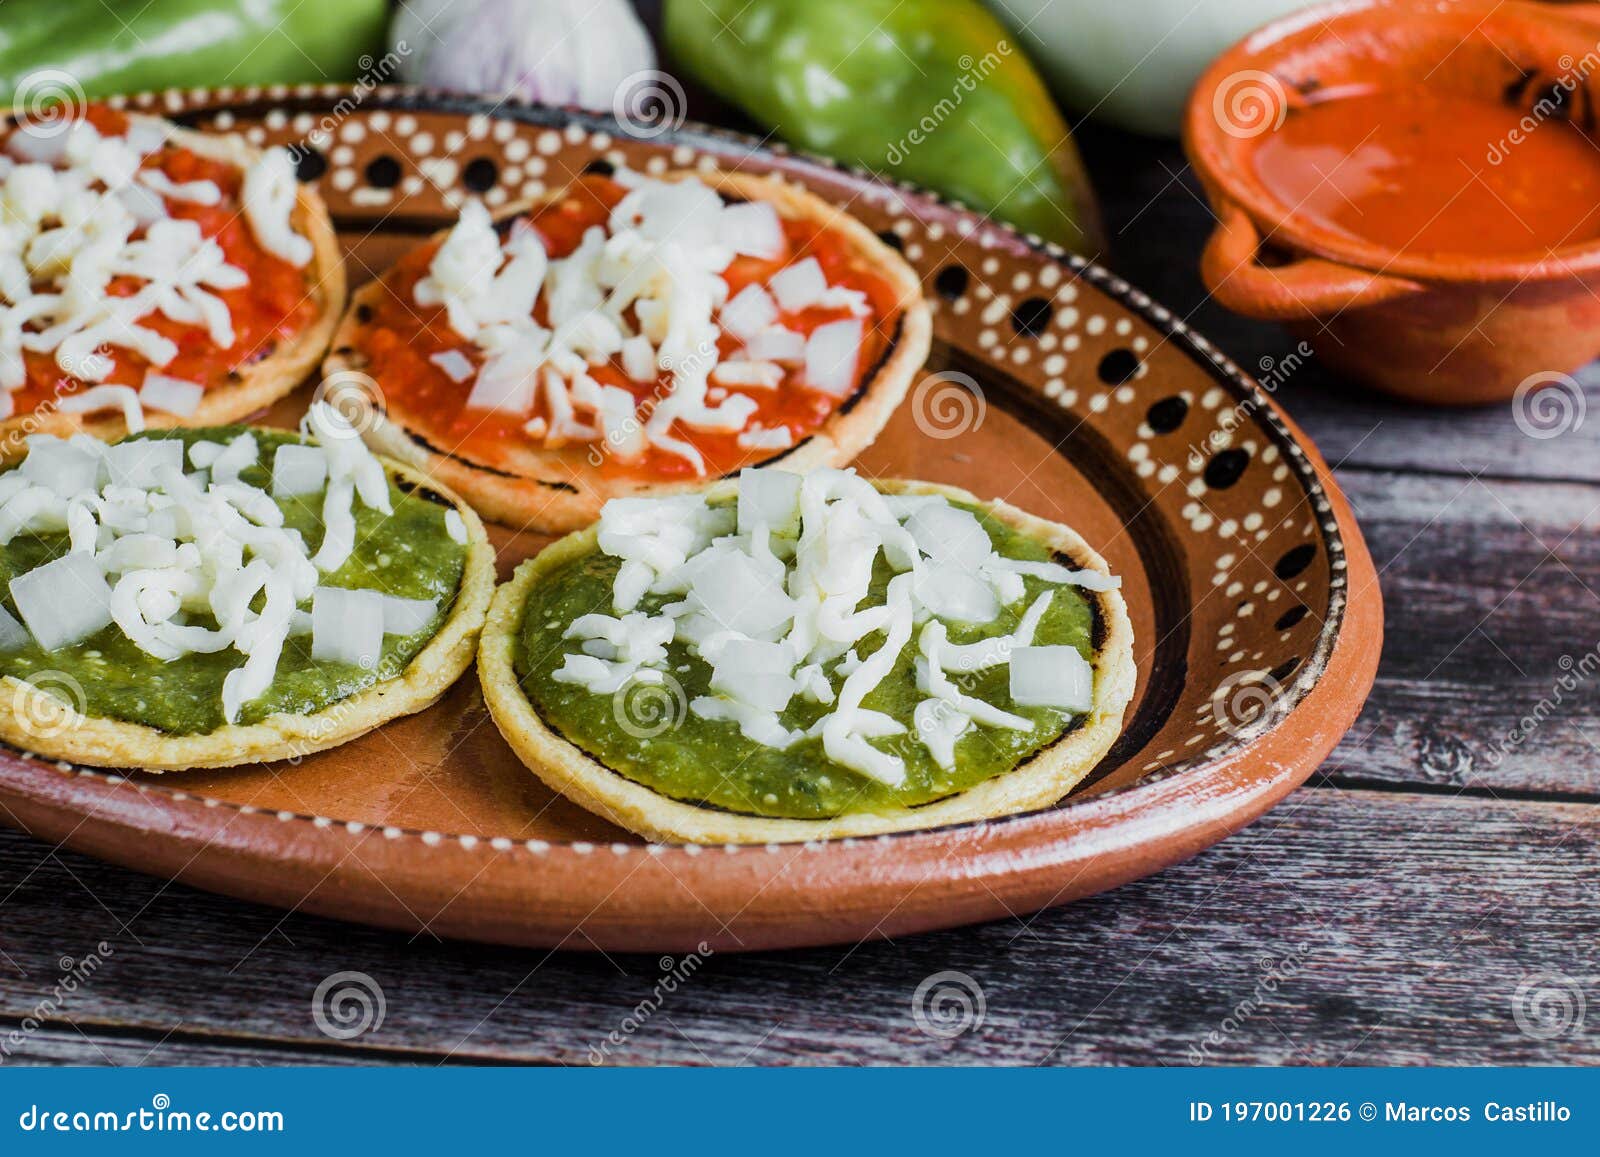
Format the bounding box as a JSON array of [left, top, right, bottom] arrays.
[[0, 0, 391, 103], [665, 0, 1103, 254]]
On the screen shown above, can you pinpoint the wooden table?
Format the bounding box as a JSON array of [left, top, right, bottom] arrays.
[[2, 116, 1596, 1067]]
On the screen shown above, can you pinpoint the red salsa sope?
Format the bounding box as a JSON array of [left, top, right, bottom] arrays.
[[2, 105, 318, 416], [355, 175, 903, 481]]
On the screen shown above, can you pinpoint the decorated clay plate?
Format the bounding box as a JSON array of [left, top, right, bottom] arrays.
[[0, 89, 1381, 952]]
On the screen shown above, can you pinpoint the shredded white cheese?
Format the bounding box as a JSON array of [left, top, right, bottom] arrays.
[[416, 170, 878, 472], [57, 384, 145, 431], [551, 469, 1120, 787], [241, 146, 313, 267]]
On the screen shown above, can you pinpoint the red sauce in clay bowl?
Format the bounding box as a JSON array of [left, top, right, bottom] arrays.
[[1186, 0, 1600, 404]]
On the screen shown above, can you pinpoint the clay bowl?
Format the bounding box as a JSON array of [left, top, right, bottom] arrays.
[[0, 89, 1383, 952], [1186, 0, 1600, 404]]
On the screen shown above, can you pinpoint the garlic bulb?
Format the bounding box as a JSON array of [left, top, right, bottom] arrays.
[[391, 0, 656, 110]]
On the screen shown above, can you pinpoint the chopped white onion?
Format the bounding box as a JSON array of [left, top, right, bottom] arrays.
[[10, 552, 113, 650], [915, 561, 1000, 623], [612, 178, 725, 245], [768, 257, 828, 312], [124, 120, 170, 155], [1010, 645, 1094, 711], [139, 372, 205, 417], [429, 349, 476, 384], [20, 440, 101, 497], [7, 131, 68, 164], [104, 439, 183, 489], [718, 200, 787, 260], [464, 355, 537, 413], [381, 594, 439, 636], [736, 423, 795, 452], [117, 182, 169, 227], [720, 284, 778, 340], [689, 549, 795, 637], [736, 468, 802, 537], [310, 586, 384, 668], [619, 335, 657, 382], [803, 318, 863, 397], [209, 433, 258, 484], [745, 326, 806, 364], [710, 638, 797, 713], [0, 604, 29, 650], [271, 443, 328, 498], [906, 503, 991, 572], [710, 360, 782, 390]]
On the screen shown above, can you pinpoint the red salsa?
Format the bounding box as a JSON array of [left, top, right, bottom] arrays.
[[1251, 83, 1600, 257]]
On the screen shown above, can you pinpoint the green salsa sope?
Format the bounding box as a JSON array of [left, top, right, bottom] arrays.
[[515, 500, 1098, 821], [0, 426, 469, 736]]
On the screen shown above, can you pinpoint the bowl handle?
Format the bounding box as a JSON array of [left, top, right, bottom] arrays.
[[1201, 201, 1424, 320]]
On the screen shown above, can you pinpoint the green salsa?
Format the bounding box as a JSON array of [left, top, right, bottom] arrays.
[[0, 426, 469, 735], [516, 502, 1097, 821]]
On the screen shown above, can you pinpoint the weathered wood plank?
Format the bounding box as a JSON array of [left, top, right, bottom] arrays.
[[1323, 469, 1600, 795], [1079, 125, 1600, 484], [0, 788, 1593, 1066], [1, 1025, 399, 1067]]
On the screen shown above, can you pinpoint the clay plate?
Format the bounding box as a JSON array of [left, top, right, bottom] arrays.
[[0, 89, 1382, 952]]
